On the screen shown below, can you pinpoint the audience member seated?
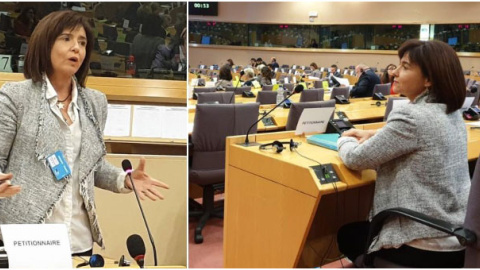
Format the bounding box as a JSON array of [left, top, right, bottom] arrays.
[[309, 38, 319, 48], [270, 57, 279, 70], [215, 64, 233, 91], [337, 39, 469, 268], [241, 68, 257, 87], [226, 58, 234, 68], [151, 27, 187, 72], [350, 64, 381, 98], [381, 63, 397, 94], [259, 66, 273, 86], [249, 58, 256, 68], [131, 13, 165, 70], [327, 64, 343, 86], [14, 7, 38, 39]]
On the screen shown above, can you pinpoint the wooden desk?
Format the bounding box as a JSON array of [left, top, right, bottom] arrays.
[[72, 256, 185, 268], [223, 125, 480, 268], [224, 131, 376, 268], [188, 96, 390, 134]]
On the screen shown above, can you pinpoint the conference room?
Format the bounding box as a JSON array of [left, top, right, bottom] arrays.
[[188, 1, 480, 268], [0, 2, 187, 268]]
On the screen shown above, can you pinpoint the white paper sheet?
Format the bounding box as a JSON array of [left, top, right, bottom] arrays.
[[332, 76, 350, 86], [1, 224, 71, 269], [462, 97, 475, 109], [132, 105, 164, 137], [295, 107, 335, 135], [104, 104, 131, 137], [162, 107, 188, 139]]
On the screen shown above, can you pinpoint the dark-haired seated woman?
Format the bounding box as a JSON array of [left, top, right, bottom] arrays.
[[336, 40, 470, 268]]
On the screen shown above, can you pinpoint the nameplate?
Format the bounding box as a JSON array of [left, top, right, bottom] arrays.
[[0, 55, 13, 73], [296, 107, 335, 135], [1, 224, 71, 269]]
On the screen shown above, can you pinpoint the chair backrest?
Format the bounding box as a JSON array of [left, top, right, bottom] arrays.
[[256, 91, 277, 104], [313, 80, 324, 89], [466, 83, 480, 107], [330, 87, 350, 100], [299, 89, 325, 102], [373, 83, 391, 96], [384, 97, 408, 121], [225, 86, 251, 95], [197, 92, 235, 104], [464, 154, 480, 267], [466, 79, 476, 89], [285, 100, 336, 131], [283, 83, 294, 92], [191, 103, 260, 176], [262, 85, 274, 91], [193, 87, 216, 98]]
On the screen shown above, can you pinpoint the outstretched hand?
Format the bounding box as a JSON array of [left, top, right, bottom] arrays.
[[124, 158, 169, 201], [0, 173, 21, 198]]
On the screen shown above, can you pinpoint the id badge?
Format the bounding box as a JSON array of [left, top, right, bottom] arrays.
[[47, 151, 71, 181]]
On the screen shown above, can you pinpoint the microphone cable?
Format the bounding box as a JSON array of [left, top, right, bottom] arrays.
[[291, 148, 341, 267]]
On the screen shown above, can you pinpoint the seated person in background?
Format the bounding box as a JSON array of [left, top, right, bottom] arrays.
[[241, 68, 257, 87], [310, 62, 319, 72], [381, 64, 397, 94], [256, 57, 267, 68], [259, 66, 273, 86], [131, 13, 165, 71], [14, 7, 38, 39], [327, 64, 343, 86], [215, 64, 233, 90], [151, 27, 187, 72], [350, 64, 381, 98], [267, 64, 276, 79], [336, 39, 469, 268], [249, 58, 257, 68], [310, 38, 319, 48], [270, 57, 279, 70], [226, 58, 235, 68]]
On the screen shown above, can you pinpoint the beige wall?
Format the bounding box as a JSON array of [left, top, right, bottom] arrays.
[[189, 2, 480, 71], [93, 155, 186, 267], [190, 2, 480, 24]]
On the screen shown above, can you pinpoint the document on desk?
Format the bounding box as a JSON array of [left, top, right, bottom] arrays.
[[462, 97, 475, 109], [132, 105, 187, 139], [332, 76, 350, 86], [295, 107, 335, 135], [162, 107, 188, 139], [104, 104, 131, 137]]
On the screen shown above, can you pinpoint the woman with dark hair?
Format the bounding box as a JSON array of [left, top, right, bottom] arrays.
[[381, 63, 397, 94], [14, 7, 38, 38], [310, 62, 319, 71], [226, 59, 234, 68], [259, 66, 272, 86], [215, 64, 233, 90], [0, 10, 168, 255], [336, 39, 469, 267]]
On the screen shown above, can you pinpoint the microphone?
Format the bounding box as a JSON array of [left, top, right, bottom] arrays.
[[127, 234, 146, 268], [468, 85, 478, 94], [241, 84, 304, 146], [122, 159, 158, 267]]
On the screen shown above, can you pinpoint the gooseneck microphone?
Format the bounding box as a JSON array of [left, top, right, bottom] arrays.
[[241, 84, 304, 146], [122, 159, 158, 267], [127, 234, 146, 268]]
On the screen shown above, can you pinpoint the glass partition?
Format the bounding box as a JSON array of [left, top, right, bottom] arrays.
[[189, 21, 420, 50], [0, 2, 187, 80], [433, 24, 480, 52]]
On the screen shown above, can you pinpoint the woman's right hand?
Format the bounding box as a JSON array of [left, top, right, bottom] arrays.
[[341, 129, 377, 144], [0, 173, 21, 198]]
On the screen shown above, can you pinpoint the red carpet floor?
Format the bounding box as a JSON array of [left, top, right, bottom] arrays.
[[188, 217, 224, 268]]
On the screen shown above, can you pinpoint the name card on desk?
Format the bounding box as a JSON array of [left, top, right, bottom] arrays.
[[104, 104, 132, 137], [0, 55, 13, 73], [295, 107, 335, 135], [1, 224, 71, 269]]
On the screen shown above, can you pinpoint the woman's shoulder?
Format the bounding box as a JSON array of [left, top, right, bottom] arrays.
[[0, 79, 39, 97], [80, 87, 107, 104]]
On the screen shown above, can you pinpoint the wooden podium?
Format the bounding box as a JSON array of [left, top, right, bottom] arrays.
[[223, 131, 376, 268]]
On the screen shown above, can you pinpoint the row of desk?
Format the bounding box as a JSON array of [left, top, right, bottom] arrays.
[[223, 121, 480, 267]]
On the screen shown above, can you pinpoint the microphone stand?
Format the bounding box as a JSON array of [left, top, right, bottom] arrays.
[[240, 90, 300, 147], [126, 173, 158, 267]]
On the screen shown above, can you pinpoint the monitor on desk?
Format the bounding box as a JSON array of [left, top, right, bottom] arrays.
[[103, 24, 118, 41], [0, 13, 12, 32], [201, 36, 211, 45], [448, 37, 458, 46]]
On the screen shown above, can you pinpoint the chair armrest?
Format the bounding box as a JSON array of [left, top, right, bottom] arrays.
[[362, 207, 476, 267]]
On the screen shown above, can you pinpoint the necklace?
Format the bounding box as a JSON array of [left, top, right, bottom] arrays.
[[57, 91, 72, 110]]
